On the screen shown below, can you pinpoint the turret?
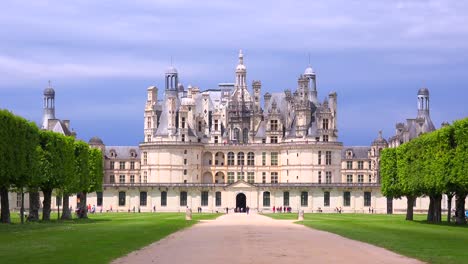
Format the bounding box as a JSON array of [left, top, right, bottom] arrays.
[[252, 80, 261, 111], [42, 81, 56, 129], [417, 87, 430, 117]]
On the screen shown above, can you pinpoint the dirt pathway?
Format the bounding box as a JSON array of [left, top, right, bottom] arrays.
[[112, 213, 423, 264]]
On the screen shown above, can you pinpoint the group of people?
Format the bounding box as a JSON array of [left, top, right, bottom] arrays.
[[272, 206, 291, 213], [197, 207, 203, 213], [335, 207, 342, 213]]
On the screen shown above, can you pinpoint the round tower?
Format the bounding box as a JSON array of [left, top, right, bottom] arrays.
[[42, 81, 56, 129], [165, 66, 178, 91], [417, 87, 430, 117]]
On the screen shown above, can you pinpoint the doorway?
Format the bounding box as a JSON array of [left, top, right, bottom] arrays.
[[236, 193, 246, 213]]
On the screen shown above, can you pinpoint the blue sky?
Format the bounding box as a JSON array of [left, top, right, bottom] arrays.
[[1, 0, 467, 146]]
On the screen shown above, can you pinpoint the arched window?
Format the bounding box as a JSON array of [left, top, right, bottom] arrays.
[[234, 128, 240, 140], [237, 152, 245, 166], [227, 152, 235, 166], [247, 152, 255, 166], [263, 191, 270, 207]]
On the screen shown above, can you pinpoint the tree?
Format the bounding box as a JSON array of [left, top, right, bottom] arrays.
[[74, 141, 90, 219], [380, 147, 400, 211], [452, 118, 468, 224], [0, 110, 15, 223], [59, 137, 78, 220]]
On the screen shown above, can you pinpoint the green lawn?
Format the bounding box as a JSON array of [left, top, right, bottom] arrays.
[[0, 212, 219, 264], [266, 213, 468, 264]]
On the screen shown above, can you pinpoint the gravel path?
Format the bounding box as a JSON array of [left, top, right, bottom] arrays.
[[112, 213, 424, 264]]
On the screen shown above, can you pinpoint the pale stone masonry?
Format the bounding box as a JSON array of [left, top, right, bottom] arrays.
[[6, 51, 461, 214]]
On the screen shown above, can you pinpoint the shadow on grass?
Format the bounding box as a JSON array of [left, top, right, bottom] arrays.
[[412, 219, 468, 228]]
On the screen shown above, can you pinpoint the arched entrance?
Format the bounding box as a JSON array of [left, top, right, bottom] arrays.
[[236, 193, 246, 213]]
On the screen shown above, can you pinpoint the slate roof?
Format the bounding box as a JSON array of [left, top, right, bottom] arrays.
[[341, 146, 370, 159]]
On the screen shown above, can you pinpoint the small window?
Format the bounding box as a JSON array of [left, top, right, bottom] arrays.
[[271, 172, 278, 184], [270, 136, 278, 144], [318, 171, 322, 184], [120, 162, 125, 170], [140, 191, 147, 206], [130, 161, 135, 170], [326, 171, 332, 183], [318, 151, 321, 165], [201, 191, 209, 206], [119, 175, 125, 183], [247, 172, 255, 183], [161, 191, 167, 206], [343, 191, 351, 206], [237, 152, 245, 166], [358, 161, 364, 170], [262, 152, 266, 166], [271, 120, 278, 131], [119, 191, 126, 206], [358, 174, 364, 183], [325, 151, 332, 165], [97, 192, 103, 206], [143, 152, 147, 165], [347, 161, 352, 170], [347, 175, 353, 183], [324, 191, 330, 207], [283, 191, 290, 206], [215, 191, 221, 206], [301, 191, 308, 207], [237, 172, 244, 181], [110, 175, 115, 183], [180, 191, 187, 206], [110, 161, 115, 169], [364, 192, 371, 207], [130, 175, 135, 183], [227, 172, 235, 183], [247, 152, 255, 166], [263, 192, 270, 207], [262, 172, 266, 183], [227, 152, 235, 166], [271, 152, 278, 166]]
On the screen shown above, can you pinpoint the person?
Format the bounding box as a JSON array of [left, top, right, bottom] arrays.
[[246, 206, 250, 215], [273, 206, 276, 213], [371, 207, 374, 214], [225, 207, 228, 214], [369, 207, 371, 213], [138, 207, 141, 213], [200, 207, 202, 213], [153, 205, 156, 212], [110, 206, 113, 212]]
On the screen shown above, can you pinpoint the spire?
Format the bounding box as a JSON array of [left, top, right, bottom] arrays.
[[238, 49, 244, 65]]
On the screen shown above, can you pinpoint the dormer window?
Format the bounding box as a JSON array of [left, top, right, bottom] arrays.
[[109, 150, 117, 158], [346, 150, 353, 159], [130, 150, 137, 158]]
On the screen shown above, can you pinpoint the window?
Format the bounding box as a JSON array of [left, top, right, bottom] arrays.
[[271, 152, 278, 166], [227, 172, 235, 183], [227, 152, 235, 166], [214, 136, 218, 144], [216, 191, 221, 206], [198, 121, 202, 132], [323, 135, 329, 142], [119, 175, 125, 183], [110, 161, 115, 169], [270, 136, 278, 143], [263, 192, 270, 207], [147, 134, 152, 142], [368, 162, 372, 170], [143, 152, 147, 165], [181, 134, 185, 142], [130, 161, 135, 170], [343, 191, 351, 206], [247, 172, 255, 183], [184, 158, 187, 165], [97, 192, 103, 206], [130, 175, 135, 183], [324, 191, 330, 207], [368, 175, 372, 183], [364, 192, 371, 207], [184, 169, 187, 175], [237, 152, 245, 166], [214, 120, 219, 131], [322, 119, 329, 129], [55, 195, 61, 207], [318, 151, 322, 165], [110, 175, 115, 183], [283, 191, 289, 206], [181, 117, 186, 129], [346, 161, 353, 170], [262, 172, 266, 183], [271, 120, 278, 131], [147, 116, 151, 128], [262, 152, 266, 166], [161, 191, 167, 206], [301, 192, 308, 207], [247, 152, 255, 166], [271, 172, 278, 183], [120, 162, 125, 170], [347, 175, 353, 183], [180, 191, 187, 206], [201, 191, 209, 206], [326, 151, 332, 165], [358, 161, 364, 170], [326, 171, 332, 183], [318, 171, 322, 184], [140, 191, 147, 206], [119, 191, 126, 206], [237, 172, 244, 181], [144, 171, 148, 183], [358, 174, 364, 183]]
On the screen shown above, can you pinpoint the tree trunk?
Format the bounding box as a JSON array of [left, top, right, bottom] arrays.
[[447, 193, 453, 223], [0, 186, 11, 224], [455, 193, 467, 225], [61, 194, 72, 220], [78, 192, 88, 219], [427, 196, 434, 222], [42, 188, 52, 221], [28, 191, 40, 221], [434, 194, 442, 223], [20, 190, 25, 224], [406, 195, 415, 221]]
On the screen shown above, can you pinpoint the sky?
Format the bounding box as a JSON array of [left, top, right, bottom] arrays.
[[1, 0, 467, 146]]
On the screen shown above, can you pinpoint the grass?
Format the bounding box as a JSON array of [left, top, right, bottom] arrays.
[[266, 213, 468, 264], [0, 212, 219, 264]]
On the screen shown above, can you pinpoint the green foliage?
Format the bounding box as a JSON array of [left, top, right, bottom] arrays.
[[74, 141, 90, 193], [88, 148, 103, 193], [380, 148, 399, 197]]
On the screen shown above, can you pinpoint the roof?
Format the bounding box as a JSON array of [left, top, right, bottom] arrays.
[[105, 146, 140, 159], [342, 146, 370, 159]]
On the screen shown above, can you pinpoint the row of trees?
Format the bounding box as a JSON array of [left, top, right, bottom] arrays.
[[0, 109, 103, 224], [381, 118, 468, 224]]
